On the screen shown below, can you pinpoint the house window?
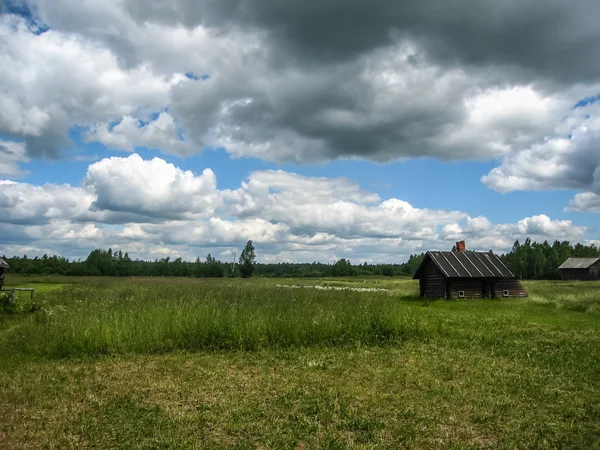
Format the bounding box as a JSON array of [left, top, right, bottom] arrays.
[[503, 290, 509, 297], [458, 290, 465, 298]]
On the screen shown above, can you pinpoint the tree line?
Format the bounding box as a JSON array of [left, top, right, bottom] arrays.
[[2, 239, 598, 279], [2, 247, 423, 278], [499, 239, 599, 280]]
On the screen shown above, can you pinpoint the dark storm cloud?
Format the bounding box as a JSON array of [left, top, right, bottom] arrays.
[[169, 48, 482, 163], [9, 0, 600, 195], [114, 0, 600, 166], [123, 0, 600, 84], [22, 124, 71, 159]]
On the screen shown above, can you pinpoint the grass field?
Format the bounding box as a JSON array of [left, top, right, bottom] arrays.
[[1, 275, 599, 448]]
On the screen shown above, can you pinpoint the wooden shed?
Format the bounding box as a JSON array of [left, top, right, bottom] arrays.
[[557, 257, 600, 281], [0, 257, 8, 291], [413, 244, 527, 299]]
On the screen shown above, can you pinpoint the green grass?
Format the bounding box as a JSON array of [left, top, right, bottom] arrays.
[[2, 282, 425, 358], [1, 276, 599, 448]]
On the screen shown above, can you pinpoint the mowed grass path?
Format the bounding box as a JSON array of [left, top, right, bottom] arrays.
[[1, 276, 599, 448]]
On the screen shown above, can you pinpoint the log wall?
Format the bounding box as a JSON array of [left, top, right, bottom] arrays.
[[420, 261, 446, 298]]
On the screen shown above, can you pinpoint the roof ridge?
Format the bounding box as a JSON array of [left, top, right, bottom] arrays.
[[558, 256, 600, 269], [420, 249, 511, 278]]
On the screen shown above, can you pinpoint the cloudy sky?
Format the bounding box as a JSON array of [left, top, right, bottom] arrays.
[[1, 0, 599, 264]]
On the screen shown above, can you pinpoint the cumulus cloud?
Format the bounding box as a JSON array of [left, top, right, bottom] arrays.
[[567, 192, 600, 213], [0, 154, 221, 225], [83, 154, 221, 221], [482, 102, 600, 200], [0, 0, 596, 173], [174, 44, 577, 164], [1, 0, 599, 255], [0, 154, 591, 262], [0, 14, 184, 158], [0, 180, 93, 225], [223, 169, 465, 239], [86, 112, 194, 156], [439, 215, 587, 251], [86, 0, 600, 84]]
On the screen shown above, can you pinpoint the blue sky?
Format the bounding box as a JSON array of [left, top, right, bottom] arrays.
[[1, 1, 599, 263]]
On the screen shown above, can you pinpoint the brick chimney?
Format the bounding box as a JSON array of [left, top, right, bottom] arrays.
[[455, 240, 466, 253]]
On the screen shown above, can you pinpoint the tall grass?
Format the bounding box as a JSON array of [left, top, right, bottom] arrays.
[[2, 277, 599, 448], [527, 280, 600, 312], [2, 277, 599, 359], [3, 283, 424, 358]]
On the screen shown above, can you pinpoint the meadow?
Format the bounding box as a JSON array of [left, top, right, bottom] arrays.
[[1, 275, 599, 448]]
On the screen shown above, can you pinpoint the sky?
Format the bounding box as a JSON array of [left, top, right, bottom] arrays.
[[0, 0, 599, 264]]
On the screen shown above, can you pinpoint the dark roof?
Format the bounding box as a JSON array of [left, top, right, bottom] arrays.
[[558, 257, 600, 270], [413, 251, 514, 279]]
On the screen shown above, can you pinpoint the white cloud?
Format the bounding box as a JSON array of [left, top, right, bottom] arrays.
[[0, 0, 596, 222], [0, 154, 591, 262], [441, 86, 561, 156], [438, 214, 587, 252], [84, 154, 221, 220], [513, 214, 584, 237], [119, 223, 150, 240], [566, 192, 600, 213], [204, 46, 569, 164], [2, 6, 594, 169], [0, 180, 93, 225], [159, 217, 291, 247], [0, 15, 184, 157], [86, 112, 194, 156], [0, 153, 221, 225], [482, 102, 600, 196], [63, 224, 105, 240], [3, 1, 600, 263], [222, 169, 466, 240]]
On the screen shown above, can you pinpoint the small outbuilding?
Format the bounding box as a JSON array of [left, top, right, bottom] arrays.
[[413, 241, 527, 299], [0, 257, 8, 291], [557, 257, 600, 281]]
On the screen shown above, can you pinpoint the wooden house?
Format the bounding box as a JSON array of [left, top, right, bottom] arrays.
[[557, 257, 600, 281], [413, 241, 527, 299]]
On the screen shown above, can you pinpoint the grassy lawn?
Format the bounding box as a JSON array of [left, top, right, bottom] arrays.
[[1, 276, 599, 448]]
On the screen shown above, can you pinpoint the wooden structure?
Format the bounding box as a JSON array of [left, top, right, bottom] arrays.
[[558, 257, 600, 281], [0, 288, 35, 305], [413, 242, 527, 299], [0, 258, 35, 303], [0, 257, 7, 291]]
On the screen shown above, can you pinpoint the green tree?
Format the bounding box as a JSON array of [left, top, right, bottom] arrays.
[[332, 258, 354, 276], [206, 254, 225, 278], [239, 240, 256, 278]]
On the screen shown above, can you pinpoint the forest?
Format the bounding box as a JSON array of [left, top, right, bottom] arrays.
[[3, 239, 599, 280]]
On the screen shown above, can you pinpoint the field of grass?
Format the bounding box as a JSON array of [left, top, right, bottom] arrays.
[[1, 275, 599, 448]]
